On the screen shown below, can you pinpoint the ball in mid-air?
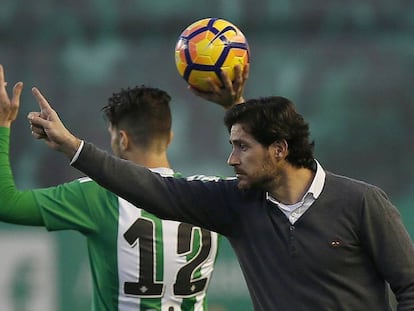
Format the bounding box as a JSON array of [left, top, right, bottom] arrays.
[[174, 17, 250, 92]]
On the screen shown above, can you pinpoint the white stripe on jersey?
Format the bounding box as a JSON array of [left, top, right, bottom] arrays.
[[160, 222, 183, 310], [78, 176, 93, 183], [117, 198, 145, 309]]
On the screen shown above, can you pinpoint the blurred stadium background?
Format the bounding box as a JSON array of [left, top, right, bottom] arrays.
[[1, 1, 413, 310]]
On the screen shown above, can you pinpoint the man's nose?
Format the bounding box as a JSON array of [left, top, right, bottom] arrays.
[[227, 151, 239, 166]]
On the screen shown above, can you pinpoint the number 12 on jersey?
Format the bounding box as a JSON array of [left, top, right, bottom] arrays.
[[123, 217, 214, 298]]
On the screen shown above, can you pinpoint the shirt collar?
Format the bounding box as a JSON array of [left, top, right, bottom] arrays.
[[266, 160, 326, 204], [308, 160, 325, 199]]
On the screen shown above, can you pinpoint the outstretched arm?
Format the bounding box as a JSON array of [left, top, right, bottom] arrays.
[[27, 87, 234, 232], [0, 64, 44, 225]]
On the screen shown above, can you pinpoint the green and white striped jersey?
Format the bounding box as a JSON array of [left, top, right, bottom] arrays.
[[33, 168, 220, 311]]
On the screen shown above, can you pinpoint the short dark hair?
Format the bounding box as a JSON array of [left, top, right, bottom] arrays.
[[224, 96, 315, 169], [102, 86, 172, 147]]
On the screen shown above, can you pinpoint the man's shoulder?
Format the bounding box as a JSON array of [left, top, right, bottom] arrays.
[[325, 171, 384, 196]]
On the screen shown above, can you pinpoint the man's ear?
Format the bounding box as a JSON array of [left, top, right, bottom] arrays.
[[119, 130, 129, 151], [271, 139, 288, 159]]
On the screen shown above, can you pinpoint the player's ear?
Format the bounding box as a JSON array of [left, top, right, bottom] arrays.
[[119, 130, 129, 151]]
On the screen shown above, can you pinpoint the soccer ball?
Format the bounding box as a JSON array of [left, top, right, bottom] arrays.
[[174, 17, 250, 92]]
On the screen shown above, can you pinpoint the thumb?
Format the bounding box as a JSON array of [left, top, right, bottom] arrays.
[[32, 87, 53, 114], [27, 112, 50, 128]]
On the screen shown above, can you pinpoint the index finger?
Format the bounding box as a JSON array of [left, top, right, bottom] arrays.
[[32, 87, 52, 112]]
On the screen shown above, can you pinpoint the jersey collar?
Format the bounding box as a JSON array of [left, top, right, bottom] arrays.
[[150, 167, 174, 177]]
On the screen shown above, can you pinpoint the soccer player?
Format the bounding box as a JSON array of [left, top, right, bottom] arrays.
[[0, 64, 249, 311], [29, 87, 414, 310]]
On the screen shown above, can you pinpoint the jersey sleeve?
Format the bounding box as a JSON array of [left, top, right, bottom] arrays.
[[0, 127, 44, 225], [33, 178, 112, 233]]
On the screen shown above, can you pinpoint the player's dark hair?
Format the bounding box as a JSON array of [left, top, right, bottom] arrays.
[[224, 96, 315, 169], [102, 86, 172, 147]]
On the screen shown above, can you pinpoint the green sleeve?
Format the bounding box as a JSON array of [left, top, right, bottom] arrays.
[[0, 127, 44, 225]]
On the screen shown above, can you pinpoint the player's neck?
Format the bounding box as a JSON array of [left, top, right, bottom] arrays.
[[124, 151, 171, 169]]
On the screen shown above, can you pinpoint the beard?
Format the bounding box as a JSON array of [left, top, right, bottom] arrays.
[[236, 173, 274, 191], [234, 153, 276, 191]]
